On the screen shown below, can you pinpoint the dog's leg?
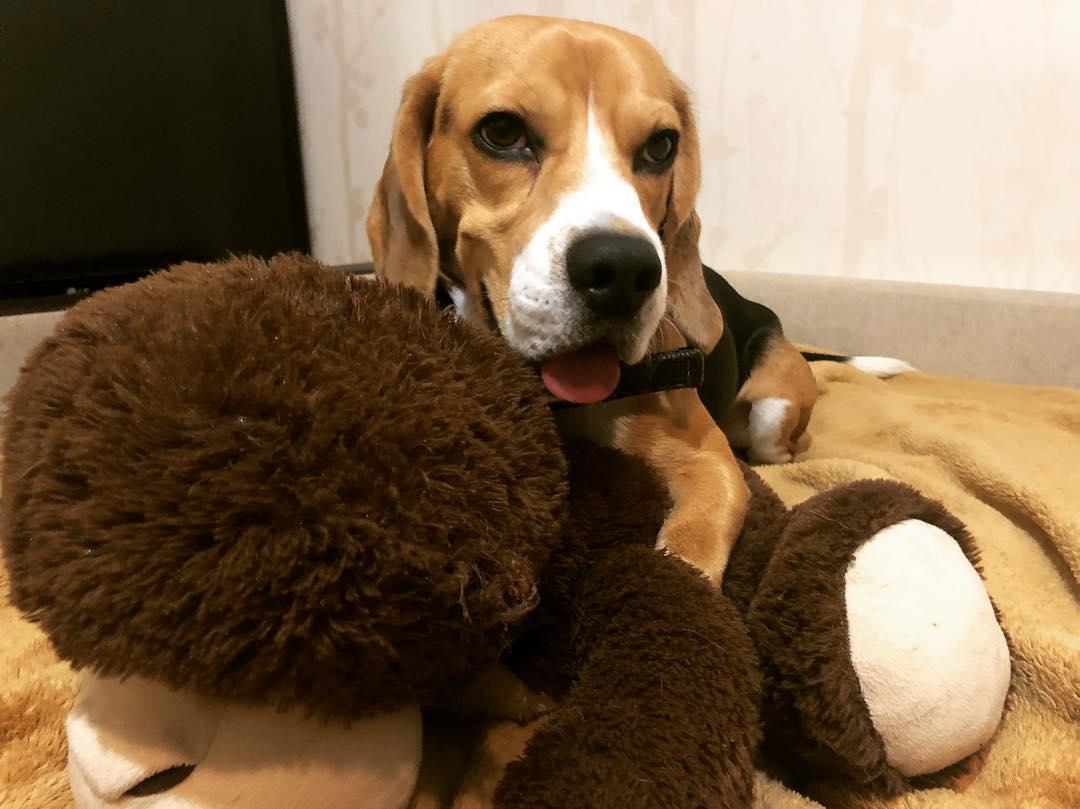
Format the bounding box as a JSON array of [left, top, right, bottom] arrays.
[[725, 337, 817, 465], [614, 389, 750, 583], [725, 396, 813, 465]]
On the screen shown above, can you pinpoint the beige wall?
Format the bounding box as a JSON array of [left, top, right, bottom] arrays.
[[287, 0, 1080, 294]]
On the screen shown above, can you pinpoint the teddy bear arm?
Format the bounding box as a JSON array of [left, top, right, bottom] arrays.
[[494, 544, 762, 809], [748, 480, 1010, 797]]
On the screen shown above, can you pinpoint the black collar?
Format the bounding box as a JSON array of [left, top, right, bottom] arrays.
[[546, 346, 705, 409]]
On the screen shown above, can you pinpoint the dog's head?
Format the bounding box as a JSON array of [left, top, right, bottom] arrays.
[[367, 15, 722, 369]]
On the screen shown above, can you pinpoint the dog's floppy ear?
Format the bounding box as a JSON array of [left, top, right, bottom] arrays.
[[366, 55, 446, 295], [662, 82, 724, 352]]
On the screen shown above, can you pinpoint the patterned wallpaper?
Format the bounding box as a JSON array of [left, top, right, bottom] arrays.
[[286, 0, 1080, 293]]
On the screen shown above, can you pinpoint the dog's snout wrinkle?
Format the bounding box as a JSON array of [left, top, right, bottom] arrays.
[[566, 232, 662, 319]]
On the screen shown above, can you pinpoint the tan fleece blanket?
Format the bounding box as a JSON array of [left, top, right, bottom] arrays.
[[2, 364, 1078, 808], [750, 364, 1080, 809]]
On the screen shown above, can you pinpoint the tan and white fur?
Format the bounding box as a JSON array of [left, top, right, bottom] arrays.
[[367, 15, 816, 583]]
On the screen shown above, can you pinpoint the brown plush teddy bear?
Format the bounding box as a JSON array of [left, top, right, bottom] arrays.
[[1, 255, 1009, 809]]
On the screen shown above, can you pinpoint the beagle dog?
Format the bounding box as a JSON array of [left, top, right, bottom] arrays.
[[367, 15, 817, 582]]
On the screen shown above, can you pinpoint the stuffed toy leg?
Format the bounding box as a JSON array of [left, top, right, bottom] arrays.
[[496, 543, 761, 808], [725, 469, 1011, 799], [493, 443, 764, 809]]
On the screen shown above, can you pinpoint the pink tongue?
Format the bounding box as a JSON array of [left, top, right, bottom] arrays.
[[541, 343, 621, 404]]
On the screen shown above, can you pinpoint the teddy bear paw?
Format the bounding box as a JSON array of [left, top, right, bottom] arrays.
[[845, 518, 1011, 777]]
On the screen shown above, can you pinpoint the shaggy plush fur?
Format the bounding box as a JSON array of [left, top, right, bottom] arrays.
[[718, 462, 789, 615], [498, 443, 763, 808], [498, 543, 762, 808], [504, 442, 673, 695], [1, 255, 567, 719]]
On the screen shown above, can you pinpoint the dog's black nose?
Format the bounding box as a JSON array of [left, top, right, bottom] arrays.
[[566, 232, 662, 318]]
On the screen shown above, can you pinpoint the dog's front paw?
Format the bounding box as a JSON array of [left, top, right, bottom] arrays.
[[747, 397, 799, 465]]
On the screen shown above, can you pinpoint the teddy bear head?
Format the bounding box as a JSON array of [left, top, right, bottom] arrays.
[[2, 256, 569, 719]]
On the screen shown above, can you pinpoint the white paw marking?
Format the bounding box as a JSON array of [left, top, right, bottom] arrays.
[[747, 397, 793, 464]]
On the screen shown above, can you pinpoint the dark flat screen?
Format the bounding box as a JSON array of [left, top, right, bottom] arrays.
[[0, 0, 310, 299]]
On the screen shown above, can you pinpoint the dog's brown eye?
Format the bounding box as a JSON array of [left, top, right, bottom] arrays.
[[637, 130, 679, 172], [476, 113, 529, 152]]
